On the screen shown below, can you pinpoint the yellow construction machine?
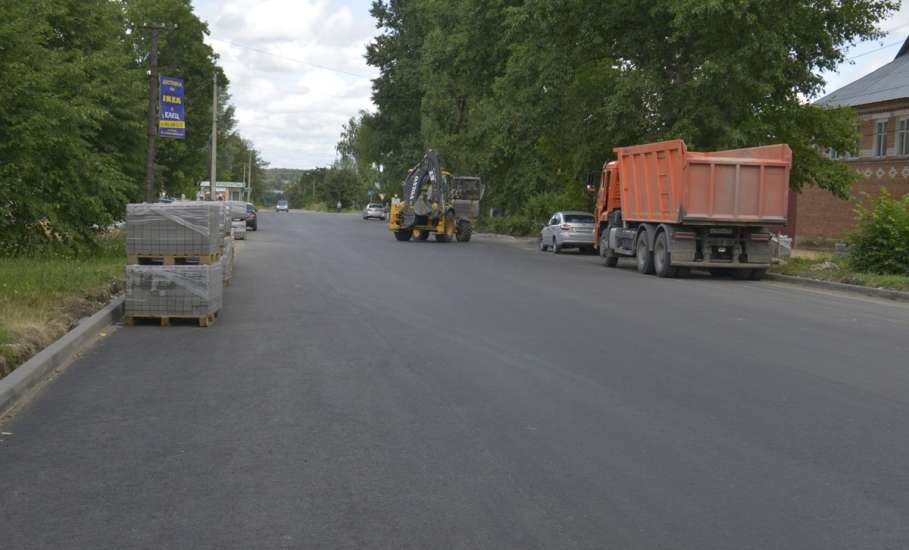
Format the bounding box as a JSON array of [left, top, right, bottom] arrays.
[[388, 150, 484, 242]]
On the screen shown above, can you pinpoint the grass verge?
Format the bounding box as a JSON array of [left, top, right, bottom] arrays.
[[771, 255, 909, 292], [0, 232, 125, 378]]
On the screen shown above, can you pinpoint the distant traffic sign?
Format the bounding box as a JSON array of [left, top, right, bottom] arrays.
[[159, 76, 185, 139]]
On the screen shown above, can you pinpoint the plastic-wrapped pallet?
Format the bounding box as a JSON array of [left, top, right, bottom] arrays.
[[222, 237, 234, 284], [221, 202, 231, 236], [231, 220, 246, 240], [127, 202, 220, 256], [126, 263, 223, 318]]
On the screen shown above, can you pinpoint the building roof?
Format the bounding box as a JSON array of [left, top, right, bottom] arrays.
[[199, 181, 247, 189], [815, 36, 909, 108]]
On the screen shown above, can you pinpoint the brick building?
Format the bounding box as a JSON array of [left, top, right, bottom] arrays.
[[796, 38, 909, 241]]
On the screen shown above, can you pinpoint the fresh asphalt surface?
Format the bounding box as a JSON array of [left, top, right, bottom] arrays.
[[2, 211, 909, 549]]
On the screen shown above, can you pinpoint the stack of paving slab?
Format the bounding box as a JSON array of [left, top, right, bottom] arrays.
[[231, 220, 247, 240], [223, 235, 235, 285], [125, 202, 226, 325]]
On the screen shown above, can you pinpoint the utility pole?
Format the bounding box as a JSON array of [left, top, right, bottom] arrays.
[[209, 72, 218, 200], [144, 27, 162, 203], [247, 150, 253, 202]]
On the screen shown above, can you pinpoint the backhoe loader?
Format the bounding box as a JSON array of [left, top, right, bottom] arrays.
[[388, 150, 484, 242]]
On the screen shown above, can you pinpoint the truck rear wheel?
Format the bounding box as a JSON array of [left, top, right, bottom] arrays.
[[636, 235, 654, 275], [414, 229, 430, 241], [653, 232, 677, 278], [394, 229, 413, 241], [455, 220, 472, 242]]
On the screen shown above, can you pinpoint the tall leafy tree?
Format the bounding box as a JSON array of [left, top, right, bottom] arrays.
[[365, 0, 427, 187], [0, 0, 144, 252]]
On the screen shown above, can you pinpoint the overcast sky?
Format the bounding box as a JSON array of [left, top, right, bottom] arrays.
[[192, 0, 909, 170]]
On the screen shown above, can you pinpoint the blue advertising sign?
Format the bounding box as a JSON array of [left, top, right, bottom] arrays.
[[159, 76, 185, 139]]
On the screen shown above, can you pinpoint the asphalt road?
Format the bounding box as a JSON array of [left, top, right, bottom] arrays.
[[2, 211, 909, 549]]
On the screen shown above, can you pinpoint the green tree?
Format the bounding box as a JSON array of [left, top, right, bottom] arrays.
[[0, 0, 144, 252], [365, 0, 427, 187]]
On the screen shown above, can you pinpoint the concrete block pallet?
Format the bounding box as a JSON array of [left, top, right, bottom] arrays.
[[125, 202, 227, 328]]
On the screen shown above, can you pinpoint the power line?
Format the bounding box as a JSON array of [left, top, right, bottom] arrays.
[[843, 21, 909, 61], [845, 39, 903, 61], [208, 37, 373, 79]]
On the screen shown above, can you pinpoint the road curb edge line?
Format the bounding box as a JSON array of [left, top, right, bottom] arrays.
[[0, 296, 125, 418], [764, 273, 909, 302]]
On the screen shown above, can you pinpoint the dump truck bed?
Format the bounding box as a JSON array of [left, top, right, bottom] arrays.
[[614, 140, 791, 225]]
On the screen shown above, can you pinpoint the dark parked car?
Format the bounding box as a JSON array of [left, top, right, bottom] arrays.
[[246, 203, 257, 231]]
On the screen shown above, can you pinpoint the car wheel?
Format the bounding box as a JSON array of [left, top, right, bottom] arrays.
[[636, 234, 655, 274], [552, 237, 560, 254], [539, 238, 548, 252], [653, 232, 677, 278]]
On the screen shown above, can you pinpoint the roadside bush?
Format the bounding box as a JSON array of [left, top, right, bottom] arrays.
[[847, 191, 909, 275], [478, 187, 594, 236]]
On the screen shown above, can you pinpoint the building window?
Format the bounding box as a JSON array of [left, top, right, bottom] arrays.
[[898, 119, 909, 156], [874, 120, 888, 157]]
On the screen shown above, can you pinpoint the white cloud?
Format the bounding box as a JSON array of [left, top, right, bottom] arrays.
[[193, 0, 378, 169]]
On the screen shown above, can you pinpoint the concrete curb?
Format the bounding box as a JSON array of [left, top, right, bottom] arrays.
[[0, 296, 124, 418], [764, 273, 909, 303], [474, 233, 538, 245]]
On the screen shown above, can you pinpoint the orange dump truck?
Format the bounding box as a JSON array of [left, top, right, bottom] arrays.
[[594, 139, 791, 280]]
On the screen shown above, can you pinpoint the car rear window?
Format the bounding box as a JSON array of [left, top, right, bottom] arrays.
[[564, 214, 594, 223], [369, 204, 382, 208]]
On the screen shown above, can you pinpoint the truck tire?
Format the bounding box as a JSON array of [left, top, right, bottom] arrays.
[[394, 229, 413, 241], [600, 233, 618, 267], [749, 268, 767, 281], [653, 232, 677, 278], [636, 235, 654, 274], [415, 230, 430, 241], [455, 220, 472, 242]]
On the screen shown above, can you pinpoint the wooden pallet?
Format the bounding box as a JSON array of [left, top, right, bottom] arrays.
[[126, 310, 219, 328], [127, 252, 222, 266]]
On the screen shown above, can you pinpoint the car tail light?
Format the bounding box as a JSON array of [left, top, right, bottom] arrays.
[[750, 233, 770, 241], [673, 231, 696, 240], [560, 224, 571, 231]]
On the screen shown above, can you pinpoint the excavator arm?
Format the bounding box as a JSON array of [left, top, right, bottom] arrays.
[[397, 149, 449, 228]]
